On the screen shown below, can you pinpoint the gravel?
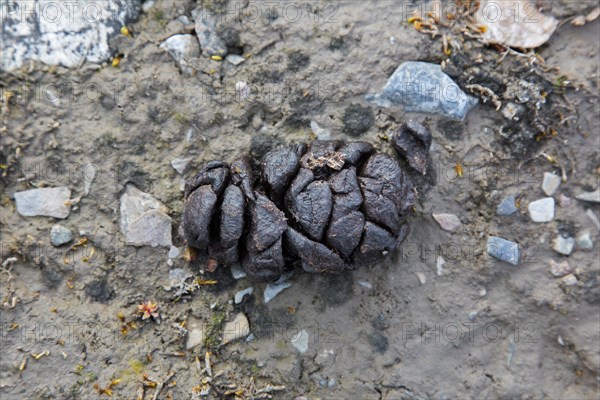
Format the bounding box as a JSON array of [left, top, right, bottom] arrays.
[[171, 157, 194, 175], [160, 34, 199, 75], [576, 230, 593, 251], [576, 188, 600, 203], [552, 235, 576, 256], [497, 195, 518, 216], [487, 236, 520, 266], [15, 187, 71, 219], [528, 197, 555, 223], [234, 287, 254, 304], [291, 329, 309, 353], [222, 313, 250, 344], [432, 213, 461, 232], [50, 224, 74, 246], [549, 259, 572, 277], [264, 279, 292, 303], [542, 172, 561, 196]]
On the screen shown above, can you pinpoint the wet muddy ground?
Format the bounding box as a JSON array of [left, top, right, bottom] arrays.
[[1, 1, 599, 399]]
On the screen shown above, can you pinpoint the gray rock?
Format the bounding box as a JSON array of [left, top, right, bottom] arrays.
[[561, 274, 578, 286], [366, 61, 478, 120], [576, 188, 600, 203], [168, 246, 180, 258], [15, 187, 71, 218], [222, 313, 250, 344], [487, 236, 519, 266], [160, 35, 199, 75], [264, 279, 292, 303], [83, 163, 97, 195], [436, 255, 445, 276], [587, 209, 600, 232], [119, 184, 172, 247], [225, 54, 245, 65], [576, 230, 593, 251], [552, 235, 575, 256], [50, 224, 73, 246], [291, 329, 309, 353], [186, 317, 205, 350], [170, 157, 193, 174], [230, 264, 247, 280], [558, 194, 573, 208], [542, 172, 561, 196], [234, 287, 254, 304], [310, 120, 332, 140], [192, 8, 227, 57], [1, 0, 141, 71], [549, 259, 572, 277], [528, 197, 555, 223], [496, 195, 518, 216], [357, 280, 373, 290], [432, 213, 461, 232]]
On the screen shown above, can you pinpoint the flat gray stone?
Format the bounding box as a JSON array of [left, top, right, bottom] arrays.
[[576, 189, 600, 203], [577, 230, 593, 250], [487, 236, 519, 266], [552, 235, 575, 256], [192, 7, 227, 57], [15, 187, 71, 218], [366, 61, 478, 120], [225, 54, 245, 65], [160, 35, 199, 75], [50, 224, 73, 246], [497, 195, 518, 216], [170, 157, 193, 174], [528, 197, 555, 223], [119, 184, 172, 247], [542, 172, 561, 196], [432, 213, 461, 232], [230, 264, 247, 280], [222, 313, 250, 344], [1, 0, 141, 71]]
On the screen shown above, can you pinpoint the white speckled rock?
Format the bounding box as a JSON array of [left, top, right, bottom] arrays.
[[1, 0, 141, 71], [528, 197, 555, 223], [15, 187, 71, 218], [160, 35, 199, 75]]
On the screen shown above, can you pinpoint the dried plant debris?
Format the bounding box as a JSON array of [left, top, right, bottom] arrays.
[[181, 123, 431, 282]]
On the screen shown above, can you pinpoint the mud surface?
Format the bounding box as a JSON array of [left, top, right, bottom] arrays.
[[1, 1, 599, 399]]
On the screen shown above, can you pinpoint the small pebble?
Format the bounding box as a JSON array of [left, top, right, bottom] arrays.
[[576, 230, 593, 250], [234, 287, 254, 304], [549, 259, 572, 277], [541, 172, 561, 196], [236, 81, 251, 99], [50, 224, 73, 246], [432, 213, 461, 232], [528, 197, 555, 223], [230, 264, 247, 280], [171, 157, 193, 175], [225, 54, 245, 65], [291, 329, 309, 353], [417, 272, 427, 285], [479, 288, 487, 297], [222, 313, 250, 344], [496, 195, 518, 216], [561, 274, 578, 286], [264, 279, 292, 303], [468, 311, 478, 321], [558, 194, 572, 208], [487, 236, 519, 266], [557, 335, 565, 346], [552, 235, 575, 256], [576, 188, 600, 203], [83, 164, 97, 195], [168, 246, 180, 258], [586, 209, 600, 231], [357, 280, 373, 289], [436, 255, 445, 276], [310, 120, 332, 140], [186, 317, 205, 350]]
